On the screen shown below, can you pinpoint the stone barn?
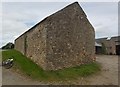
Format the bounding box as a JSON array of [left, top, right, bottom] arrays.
[[96, 36, 120, 55], [15, 2, 95, 70]]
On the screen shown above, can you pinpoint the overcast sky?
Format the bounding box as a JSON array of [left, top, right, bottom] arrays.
[[1, 2, 118, 47]]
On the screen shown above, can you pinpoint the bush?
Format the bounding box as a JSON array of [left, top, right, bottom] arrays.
[[101, 43, 107, 54], [1, 42, 14, 49]]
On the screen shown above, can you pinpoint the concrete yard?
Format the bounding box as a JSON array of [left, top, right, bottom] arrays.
[[2, 55, 118, 85]]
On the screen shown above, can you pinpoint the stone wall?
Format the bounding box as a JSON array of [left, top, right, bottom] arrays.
[[15, 2, 95, 70], [15, 34, 26, 55], [45, 2, 95, 70], [15, 20, 47, 69]]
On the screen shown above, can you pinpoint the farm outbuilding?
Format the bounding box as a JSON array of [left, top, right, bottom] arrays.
[[95, 36, 120, 55], [15, 2, 95, 70]]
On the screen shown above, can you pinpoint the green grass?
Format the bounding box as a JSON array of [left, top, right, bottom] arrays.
[[2, 49, 101, 82]]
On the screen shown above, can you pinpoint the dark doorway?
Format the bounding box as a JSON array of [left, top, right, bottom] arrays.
[[116, 45, 120, 55], [95, 46, 102, 54]]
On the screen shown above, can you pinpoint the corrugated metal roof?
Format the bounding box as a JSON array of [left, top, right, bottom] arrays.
[[95, 42, 102, 47], [106, 37, 111, 40]]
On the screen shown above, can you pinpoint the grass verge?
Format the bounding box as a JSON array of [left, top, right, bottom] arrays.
[[2, 49, 101, 81]]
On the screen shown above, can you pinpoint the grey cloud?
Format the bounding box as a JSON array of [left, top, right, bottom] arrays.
[[1, 2, 118, 47]]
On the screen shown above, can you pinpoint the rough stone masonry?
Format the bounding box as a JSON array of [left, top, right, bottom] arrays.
[[15, 2, 95, 70]]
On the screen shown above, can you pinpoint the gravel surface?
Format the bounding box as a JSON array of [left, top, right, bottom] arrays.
[[2, 55, 118, 85], [74, 55, 118, 85], [2, 68, 45, 85]]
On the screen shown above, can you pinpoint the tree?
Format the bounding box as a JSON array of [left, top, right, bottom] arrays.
[[1, 42, 14, 49]]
